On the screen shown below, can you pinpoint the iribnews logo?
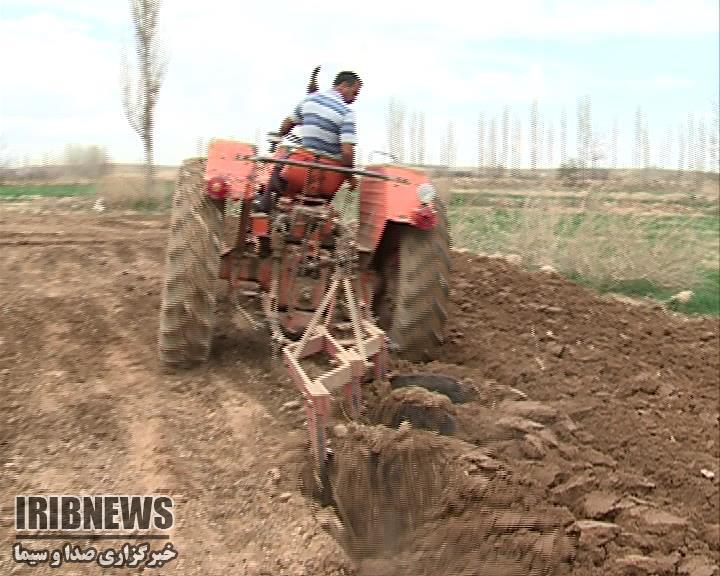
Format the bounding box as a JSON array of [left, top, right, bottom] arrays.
[[15, 495, 174, 533]]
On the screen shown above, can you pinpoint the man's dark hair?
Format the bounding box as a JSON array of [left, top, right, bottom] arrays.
[[333, 71, 361, 86]]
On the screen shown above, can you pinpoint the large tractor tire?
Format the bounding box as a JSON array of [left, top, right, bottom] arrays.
[[375, 199, 451, 361], [158, 158, 223, 367]]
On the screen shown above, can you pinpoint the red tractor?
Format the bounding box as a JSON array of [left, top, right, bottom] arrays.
[[157, 130, 450, 480]]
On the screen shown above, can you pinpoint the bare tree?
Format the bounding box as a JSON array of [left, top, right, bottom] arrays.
[[122, 0, 167, 196], [441, 121, 456, 169], [501, 105, 510, 169], [64, 143, 111, 179], [694, 116, 707, 190], [641, 119, 650, 170], [590, 135, 606, 171], [678, 124, 686, 173], [196, 137, 207, 157], [577, 99, 584, 167], [633, 106, 643, 168], [488, 117, 497, 173], [576, 95, 591, 168], [417, 112, 426, 166], [477, 113, 485, 175], [530, 99, 539, 172], [511, 116, 522, 177], [387, 98, 405, 163], [585, 94, 592, 168], [710, 101, 719, 172], [611, 119, 619, 169], [585, 96, 593, 167], [0, 136, 11, 183], [697, 117, 706, 173], [409, 112, 418, 165], [546, 121, 554, 168], [660, 127, 671, 171], [559, 108, 567, 166], [687, 113, 695, 173]]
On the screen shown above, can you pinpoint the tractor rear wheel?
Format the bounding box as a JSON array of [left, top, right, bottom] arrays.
[[375, 199, 451, 361], [158, 158, 224, 367]]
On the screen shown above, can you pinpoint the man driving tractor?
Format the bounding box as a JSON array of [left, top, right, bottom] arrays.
[[260, 70, 362, 210]]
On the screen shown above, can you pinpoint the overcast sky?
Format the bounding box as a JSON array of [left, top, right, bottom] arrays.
[[1, 0, 718, 168]]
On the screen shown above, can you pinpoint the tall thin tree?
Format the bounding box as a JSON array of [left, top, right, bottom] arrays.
[[387, 99, 405, 163], [196, 136, 206, 157], [660, 127, 671, 171], [122, 0, 167, 196], [577, 98, 585, 166], [697, 117, 706, 173], [559, 108, 567, 166], [577, 95, 592, 168], [511, 116, 522, 177], [687, 113, 695, 173], [409, 112, 418, 165], [530, 99, 539, 172], [546, 121, 554, 168], [710, 101, 719, 172], [678, 124, 686, 173], [585, 97, 593, 167], [501, 105, 510, 169], [417, 112, 426, 166], [633, 106, 643, 169], [642, 119, 650, 170], [488, 117, 497, 174], [611, 118, 618, 169], [477, 113, 485, 175], [442, 121, 456, 169]]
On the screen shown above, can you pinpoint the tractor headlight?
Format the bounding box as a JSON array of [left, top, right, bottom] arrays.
[[417, 183, 436, 205]]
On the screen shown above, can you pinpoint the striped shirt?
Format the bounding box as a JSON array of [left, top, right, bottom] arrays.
[[290, 89, 357, 159]]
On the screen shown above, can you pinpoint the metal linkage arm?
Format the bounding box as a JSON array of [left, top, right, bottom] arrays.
[[236, 154, 410, 184]]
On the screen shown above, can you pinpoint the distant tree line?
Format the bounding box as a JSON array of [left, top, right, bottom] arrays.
[[0, 143, 110, 183], [382, 96, 719, 178]]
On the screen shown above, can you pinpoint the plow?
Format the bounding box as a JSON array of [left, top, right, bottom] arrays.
[[158, 71, 450, 487]]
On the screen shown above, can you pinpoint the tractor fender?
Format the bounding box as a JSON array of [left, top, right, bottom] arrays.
[[357, 164, 440, 253]]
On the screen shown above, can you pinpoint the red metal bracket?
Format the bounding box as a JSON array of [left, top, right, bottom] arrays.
[[281, 272, 386, 475]]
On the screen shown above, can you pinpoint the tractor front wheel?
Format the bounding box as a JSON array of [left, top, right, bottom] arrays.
[[158, 158, 224, 367]]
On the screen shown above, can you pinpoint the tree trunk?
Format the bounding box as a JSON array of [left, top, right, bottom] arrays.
[[144, 139, 154, 198]]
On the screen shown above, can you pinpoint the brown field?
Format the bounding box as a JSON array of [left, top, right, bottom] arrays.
[[1, 202, 718, 575]]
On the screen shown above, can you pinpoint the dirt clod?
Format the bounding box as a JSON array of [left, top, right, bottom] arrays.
[[374, 386, 456, 436], [677, 556, 720, 576]]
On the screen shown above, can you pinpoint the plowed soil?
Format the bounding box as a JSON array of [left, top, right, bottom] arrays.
[[1, 209, 718, 576]]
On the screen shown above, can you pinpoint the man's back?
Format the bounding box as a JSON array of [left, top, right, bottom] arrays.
[[291, 88, 357, 160]]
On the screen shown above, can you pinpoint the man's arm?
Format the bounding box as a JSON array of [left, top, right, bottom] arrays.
[[279, 117, 297, 136], [340, 143, 355, 168], [339, 111, 357, 168], [277, 99, 305, 136]]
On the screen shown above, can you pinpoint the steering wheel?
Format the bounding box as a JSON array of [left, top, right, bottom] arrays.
[[267, 131, 302, 153]]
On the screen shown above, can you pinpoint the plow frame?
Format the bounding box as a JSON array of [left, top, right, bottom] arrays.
[[282, 270, 388, 481]]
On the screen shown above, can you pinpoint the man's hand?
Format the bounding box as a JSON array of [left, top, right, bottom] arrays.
[[340, 143, 355, 169], [279, 117, 297, 137]]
